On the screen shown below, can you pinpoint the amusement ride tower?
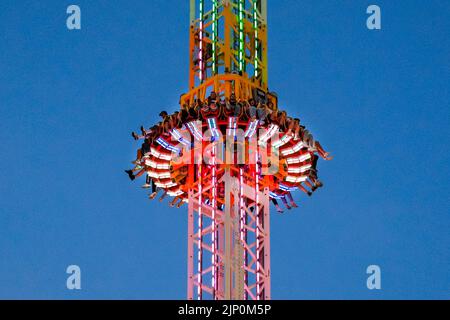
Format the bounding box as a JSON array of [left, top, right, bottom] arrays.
[[127, 0, 331, 300]]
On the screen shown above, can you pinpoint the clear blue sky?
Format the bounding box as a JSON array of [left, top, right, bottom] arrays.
[[0, 0, 449, 299]]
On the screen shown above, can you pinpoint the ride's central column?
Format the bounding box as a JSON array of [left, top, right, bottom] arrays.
[[185, 0, 271, 300]]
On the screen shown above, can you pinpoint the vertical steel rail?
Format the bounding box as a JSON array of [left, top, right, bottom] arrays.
[[261, 0, 268, 88], [197, 163, 203, 299], [238, 0, 245, 72], [255, 148, 261, 300], [199, 0, 205, 82], [212, 0, 218, 75], [239, 167, 248, 300], [253, 0, 259, 79], [189, 0, 196, 90], [263, 187, 271, 299], [187, 189, 194, 299], [211, 145, 218, 298], [224, 168, 232, 299]]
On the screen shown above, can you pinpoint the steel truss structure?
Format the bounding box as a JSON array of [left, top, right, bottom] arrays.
[[187, 164, 271, 300]]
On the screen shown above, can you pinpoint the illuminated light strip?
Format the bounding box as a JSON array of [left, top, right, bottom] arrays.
[[156, 163, 170, 170], [171, 128, 182, 140], [148, 171, 171, 180], [155, 181, 177, 189], [279, 184, 299, 192], [156, 137, 181, 154], [197, 163, 203, 300], [147, 171, 158, 179], [239, 167, 247, 300], [281, 141, 308, 156], [253, 0, 259, 78], [255, 149, 261, 300], [150, 147, 172, 161], [238, 0, 244, 71], [272, 134, 293, 149], [269, 191, 283, 199], [187, 121, 203, 141], [286, 153, 312, 164], [158, 172, 172, 179], [144, 159, 170, 170], [171, 129, 190, 147], [286, 175, 308, 183], [227, 117, 238, 137], [258, 124, 278, 144], [245, 120, 259, 138], [207, 118, 220, 138], [167, 190, 184, 197], [199, 0, 204, 81], [211, 145, 217, 298], [287, 164, 312, 174]]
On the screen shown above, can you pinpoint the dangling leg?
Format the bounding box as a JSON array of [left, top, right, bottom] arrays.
[[304, 178, 313, 189], [299, 183, 312, 196], [142, 174, 152, 189], [272, 198, 284, 213], [286, 192, 298, 208], [125, 169, 135, 181], [281, 196, 292, 210], [132, 149, 143, 165], [170, 196, 180, 207], [176, 198, 185, 208], [132, 132, 140, 140], [159, 190, 168, 202], [134, 168, 146, 179], [149, 180, 159, 200], [315, 141, 333, 160]]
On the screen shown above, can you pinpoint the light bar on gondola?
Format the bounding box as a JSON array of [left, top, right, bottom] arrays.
[[156, 137, 181, 154], [269, 191, 284, 199], [155, 181, 178, 189], [245, 119, 259, 138], [227, 117, 238, 137], [148, 170, 172, 180], [279, 184, 299, 192], [286, 152, 312, 164], [171, 128, 191, 147], [144, 159, 171, 170], [258, 124, 278, 144], [285, 175, 308, 183], [281, 141, 308, 156], [272, 133, 293, 149], [150, 147, 172, 161], [287, 164, 312, 174], [186, 121, 203, 141], [168, 190, 184, 197], [207, 118, 220, 138]]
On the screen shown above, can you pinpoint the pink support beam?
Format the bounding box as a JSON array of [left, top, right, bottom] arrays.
[[197, 164, 203, 299], [186, 165, 271, 300]]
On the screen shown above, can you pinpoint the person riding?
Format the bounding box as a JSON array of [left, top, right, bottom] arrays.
[[278, 111, 288, 131], [208, 91, 219, 117], [225, 93, 242, 118]]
